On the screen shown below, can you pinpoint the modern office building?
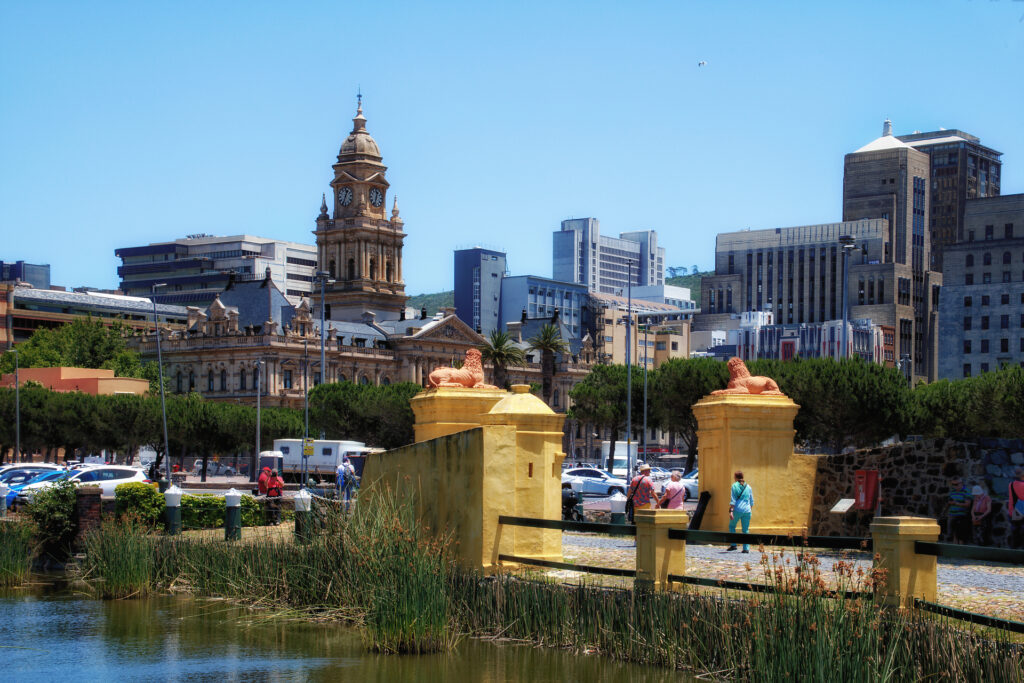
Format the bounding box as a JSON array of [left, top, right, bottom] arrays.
[[937, 194, 1024, 379], [499, 275, 589, 341], [631, 284, 696, 314], [840, 122, 942, 380], [897, 129, 1002, 271], [2, 282, 188, 347], [553, 218, 664, 294], [115, 235, 318, 307], [0, 261, 50, 290], [454, 247, 507, 335]]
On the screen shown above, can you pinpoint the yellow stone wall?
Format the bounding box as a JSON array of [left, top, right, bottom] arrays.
[[692, 393, 818, 534], [362, 384, 565, 571]]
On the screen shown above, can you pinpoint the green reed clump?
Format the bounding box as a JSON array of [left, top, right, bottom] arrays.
[[80, 515, 157, 598], [0, 521, 35, 586]]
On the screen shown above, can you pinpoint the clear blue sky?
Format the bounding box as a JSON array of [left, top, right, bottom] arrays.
[[2, 1, 1022, 295]]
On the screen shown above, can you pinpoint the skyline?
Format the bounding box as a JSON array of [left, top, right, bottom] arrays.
[[2, 1, 1023, 296]]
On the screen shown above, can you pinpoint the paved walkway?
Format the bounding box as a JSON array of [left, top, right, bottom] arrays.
[[558, 532, 1024, 623]]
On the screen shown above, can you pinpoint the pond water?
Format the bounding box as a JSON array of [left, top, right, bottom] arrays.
[[1, 579, 684, 682]]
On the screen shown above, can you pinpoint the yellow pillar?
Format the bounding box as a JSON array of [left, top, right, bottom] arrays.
[[869, 516, 940, 608], [634, 508, 689, 591], [410, 386, 508, 442], [480, 385, 566, 564], [692, 393, 816, 535]]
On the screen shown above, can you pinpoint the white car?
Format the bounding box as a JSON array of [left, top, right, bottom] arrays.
[[17, 465, 149, 504]]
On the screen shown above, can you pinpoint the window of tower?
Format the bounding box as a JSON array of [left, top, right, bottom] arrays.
[[369, 259, 376, 280], [347, 259, 355, 280]]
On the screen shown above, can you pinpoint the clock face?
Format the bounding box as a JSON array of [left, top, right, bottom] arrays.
[[337, 187, 353, 206], [369, 187, 384, 207]]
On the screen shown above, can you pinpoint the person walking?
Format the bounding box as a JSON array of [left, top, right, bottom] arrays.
[[266, 469, 284, 525], [657, 470, 686, 510], [946, 477, 972, 545], [970, 483, 993, 546], [1010, 467, 1024, 549], [728, 470, 753, 553], [335, 462, 346, 500], [257, 466, 271, 495], [626, 463, 656, 522]]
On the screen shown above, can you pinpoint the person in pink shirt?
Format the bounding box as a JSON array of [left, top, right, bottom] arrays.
[[657, 470, 687, 510]]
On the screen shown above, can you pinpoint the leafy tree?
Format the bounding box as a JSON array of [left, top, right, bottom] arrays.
[[650, 357, 729, 472], [309, 381, 420, 449], [528, 324, 569, 406], [569, 364, 650, 469], [477, 330, 526, 389]]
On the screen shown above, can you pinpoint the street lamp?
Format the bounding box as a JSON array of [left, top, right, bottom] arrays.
[[251, 359, 262, 483], [151, 284, 170, 484], [313, 270, 335, 440], [839, 235, 856, 360], [13, 347, 19, 463], [625, 261, 633, 478]]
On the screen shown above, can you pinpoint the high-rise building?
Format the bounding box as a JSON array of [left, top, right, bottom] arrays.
[[316, 97, 407, 321], [553, 218, 664, 294], [897, 129, 1002, 271], [937, 194, 1024, 379], [454, 247, 507, 335], [116, 235, 317, 307], [841, 121, 942, 380], [0, 261, 50, 290]]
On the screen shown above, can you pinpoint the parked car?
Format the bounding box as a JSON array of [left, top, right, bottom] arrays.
[[191, 460, 237, 476], [16, 465, 149, 506], [681, 470, 699, 501], [561, 468, 628, 496], [0, 464, 63, 487], [6, 470, 71, 509]]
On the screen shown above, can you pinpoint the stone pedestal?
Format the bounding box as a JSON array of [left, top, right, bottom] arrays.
[[635, 508, 689, 591], [870, 516, 940, 608], [410, 386, 508, 442], [692, 393, 816, 535], [481, 385, 566, 563]]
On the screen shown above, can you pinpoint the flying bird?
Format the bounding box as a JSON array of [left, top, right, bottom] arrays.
[[698, 60, 707, 67]]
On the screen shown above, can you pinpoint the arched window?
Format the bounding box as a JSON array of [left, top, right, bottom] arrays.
[[369, 259, 376, 280], [347, 258, 355, 280], [966, 254, 974, 267], [220, 369, 227, 391], [983, 252, 992, 266], [1003, 251, 1012, 265], [359, 375, 370, 386], [553, 389, 560, 408], [381, 376, 391, 386], [239, 371, 246, 391], [253, 368, 260, 391], [189, 372, 195, 391], [385, 261, 393, 282], [176, 372, 182, 394], [329, 260, 336, 278], [337, 374, 346, 382], [208, 370, 214, 392]]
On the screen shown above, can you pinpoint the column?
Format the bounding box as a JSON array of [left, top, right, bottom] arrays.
[[869, 516, 940, 608], [634, 508, 689, 591]]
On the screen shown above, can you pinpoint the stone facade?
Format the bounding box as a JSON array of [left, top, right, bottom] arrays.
[[811, 438, 1023, 547]]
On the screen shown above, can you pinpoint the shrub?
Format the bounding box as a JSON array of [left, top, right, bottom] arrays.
[[115, 482, 163, 526], [26, 479, 79, 560], [180, 493, 263, 529]]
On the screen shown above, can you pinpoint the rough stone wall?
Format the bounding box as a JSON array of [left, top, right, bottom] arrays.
[[811, 438, 1023, 548]]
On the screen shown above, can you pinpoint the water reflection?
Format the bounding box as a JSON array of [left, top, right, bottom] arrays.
[[0, 582, 684, 682]]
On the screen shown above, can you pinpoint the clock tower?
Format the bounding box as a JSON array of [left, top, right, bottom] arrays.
[[315, 96, 407, 320]]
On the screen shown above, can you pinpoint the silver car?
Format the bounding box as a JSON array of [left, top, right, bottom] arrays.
[[562, 468, 628, 496]]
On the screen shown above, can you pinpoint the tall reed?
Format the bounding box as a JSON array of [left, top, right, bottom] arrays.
[[0, 521, 35, 586], [80, 515, 156, 598]]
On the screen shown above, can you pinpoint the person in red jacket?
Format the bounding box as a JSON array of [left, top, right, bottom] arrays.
[[266, 470, 285, 525], [257, 466, 271, 495]]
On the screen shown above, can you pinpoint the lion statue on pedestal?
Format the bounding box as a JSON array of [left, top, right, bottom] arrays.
[[428, 348, 497, 389], [711, 357, 784, 396]]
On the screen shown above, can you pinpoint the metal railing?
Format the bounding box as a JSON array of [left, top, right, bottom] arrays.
[[668, 528, 872, 551], [914, 541, 1024, 566], [497, 515, 636, 578]]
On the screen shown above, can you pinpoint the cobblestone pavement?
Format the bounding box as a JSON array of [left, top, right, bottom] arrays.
[[557, 532, 1024, 623]]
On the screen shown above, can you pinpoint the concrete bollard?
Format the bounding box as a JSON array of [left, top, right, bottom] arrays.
[[293, 488, 313, 543], [0, 482, 9, 518], [164, 485, 182, 535], [869, 516, 940, 608], [635, 508, 689, 592], [224, 488, 242, 541], [608, 492, 627, 525]]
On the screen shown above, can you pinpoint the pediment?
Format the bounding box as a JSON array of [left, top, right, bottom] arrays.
[[409, 315, 484, 344]]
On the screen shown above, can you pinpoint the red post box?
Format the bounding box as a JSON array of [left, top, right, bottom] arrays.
[[854, 470, 879, 511]]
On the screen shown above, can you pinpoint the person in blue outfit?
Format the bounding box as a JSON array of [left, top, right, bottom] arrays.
[[728, 470, 754, 553]]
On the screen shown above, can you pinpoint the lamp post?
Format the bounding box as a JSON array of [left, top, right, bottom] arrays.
[[642, 315, 650, 463], [625, 261, 633, 478], [13, 347, 19, 463], [251, 359, 262, 483], [839, 235, 856, 360], [313, 271, 335, 440], [151, 284, 170, 486], [303, 340, 309, 486]]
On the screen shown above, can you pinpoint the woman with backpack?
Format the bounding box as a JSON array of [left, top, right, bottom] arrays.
[[728, 470, 754, 553]]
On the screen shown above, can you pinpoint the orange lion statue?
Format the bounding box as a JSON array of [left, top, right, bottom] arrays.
[[711, 357, 784, 396], [428, 348, 497, 389]]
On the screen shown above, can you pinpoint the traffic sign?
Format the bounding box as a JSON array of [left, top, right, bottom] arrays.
[[303, 438, 315, 457]]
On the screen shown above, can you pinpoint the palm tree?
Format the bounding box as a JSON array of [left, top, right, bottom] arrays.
[[477, 330, 526, 389], [527, 324, 569, 406]]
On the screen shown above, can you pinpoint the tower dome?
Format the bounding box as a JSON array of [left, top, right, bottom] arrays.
[[338, 96, 381, 159]]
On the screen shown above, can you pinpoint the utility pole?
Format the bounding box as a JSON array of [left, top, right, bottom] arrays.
[[252, 359, 261, 483], [626, 261, 633, 478]]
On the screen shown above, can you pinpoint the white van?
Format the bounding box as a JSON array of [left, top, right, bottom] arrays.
[[273, 439, 370, 479]]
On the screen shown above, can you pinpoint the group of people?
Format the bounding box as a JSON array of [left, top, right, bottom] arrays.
[[948, 467, 1024, 548], [257, 467, 285, 524]]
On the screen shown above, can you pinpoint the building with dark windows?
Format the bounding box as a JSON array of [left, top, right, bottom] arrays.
[[552, 218, 664, 294], [453, 247, 507, 335], [115, 235, 317, 307], [897, 129, 1002, 271], [937, 194, 1024, 379], [0, 261, 50, 290]]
